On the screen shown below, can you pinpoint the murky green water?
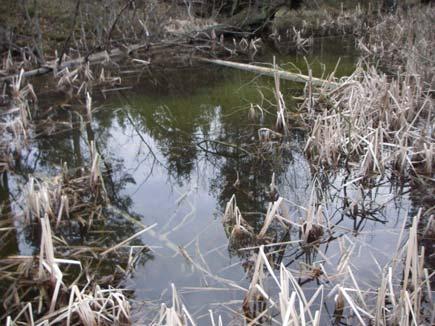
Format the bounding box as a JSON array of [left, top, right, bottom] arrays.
[[1, 37, 429, 324]]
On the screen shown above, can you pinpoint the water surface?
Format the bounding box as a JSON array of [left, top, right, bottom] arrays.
[[1, 37, 426, 324]]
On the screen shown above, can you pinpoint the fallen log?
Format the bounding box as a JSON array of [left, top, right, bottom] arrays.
[[196, 57, 339, 89]]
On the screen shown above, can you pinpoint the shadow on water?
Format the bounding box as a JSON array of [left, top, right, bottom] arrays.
[[1, 36, 432, 324]]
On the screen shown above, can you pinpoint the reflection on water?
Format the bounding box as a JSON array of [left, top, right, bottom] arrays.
[[1, 37, 430, 324]]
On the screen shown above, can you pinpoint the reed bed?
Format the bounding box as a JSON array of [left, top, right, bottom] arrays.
[[333, 211, 434, 325], [223, 192, 296, 250], [271, 3, 369, 43], [2, 216, 131, 325], [223, 195, 253, 238], [215, 166, 433, 325], [221, 177, 328, 322], [225, 209, 433, 325], [2, 150, 134, 324], [302, 64, 433, 177], [24, 167, 106, 228], [0, 80, 143, 324], [359, 6, 435, 88], [56, 63, 122, 98], [0, 69, 36, 172], [3, 161, 143, 324]]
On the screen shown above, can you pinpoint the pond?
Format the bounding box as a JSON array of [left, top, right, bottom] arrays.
[[1, 36, 428, 324]]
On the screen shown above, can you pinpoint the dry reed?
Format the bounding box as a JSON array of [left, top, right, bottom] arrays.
[[303, 64, 433, 177], [0, 69, 36, 171], [360, 6, 435, 88]]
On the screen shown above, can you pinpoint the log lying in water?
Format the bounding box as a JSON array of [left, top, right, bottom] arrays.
[[197, 57, 339, 89]]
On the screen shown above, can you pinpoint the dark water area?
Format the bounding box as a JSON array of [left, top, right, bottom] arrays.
[[1, 37, 429, 324]]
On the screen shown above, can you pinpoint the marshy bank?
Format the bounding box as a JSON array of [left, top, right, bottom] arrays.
[[1, 1, 434, 325]]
